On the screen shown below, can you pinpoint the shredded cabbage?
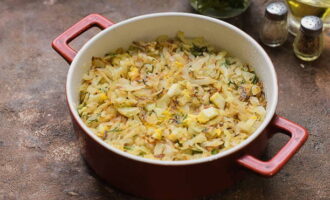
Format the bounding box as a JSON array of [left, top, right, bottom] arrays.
[[78, 31, 267, 161]]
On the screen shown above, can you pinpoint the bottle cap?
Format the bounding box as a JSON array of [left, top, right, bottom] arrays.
[[265, 2, 288, 21], [300, 16, 323, 36]]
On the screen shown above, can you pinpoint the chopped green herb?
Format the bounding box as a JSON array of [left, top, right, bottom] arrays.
[[222, 63, 229, 68], [251, 75, 259, 84], [108, 127, 123, 133], [175, 140, 183, 147], [242, 65, 249, 71], [172, 113, 188, 124], [87, 113, 101, 124], [77, 102, 86, 109], [191, 45, 208, 57], [80, 113, 87, 118], [124, 146, 132, 150], [87, 118, 98, 124], [99, 88, 108, 93], [182, 114, 188, 121], [228, 81, 238, 89], [192, 149, 203, 155], [225, 59, 231, 65], [145, 64, 154, 74], [138, 152, 146, 156], [105, 52, 117, 57], [211, 149, 219, 155]]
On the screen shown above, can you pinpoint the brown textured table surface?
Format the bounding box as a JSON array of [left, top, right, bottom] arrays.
[[0, 0, 329, 199]]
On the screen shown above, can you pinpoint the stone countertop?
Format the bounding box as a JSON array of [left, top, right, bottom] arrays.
[[0, 0, 329, 199]]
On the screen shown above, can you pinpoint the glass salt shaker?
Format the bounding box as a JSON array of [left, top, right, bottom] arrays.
[[260, 2, 288, 47], [293, 16, 324, 62]]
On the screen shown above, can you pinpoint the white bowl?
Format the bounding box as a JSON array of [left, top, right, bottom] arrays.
[[66, 12, 278, 165]]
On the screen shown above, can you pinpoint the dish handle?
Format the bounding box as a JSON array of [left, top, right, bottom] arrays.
[[237, 115, 308, 176], [52, 14, 114, 63]]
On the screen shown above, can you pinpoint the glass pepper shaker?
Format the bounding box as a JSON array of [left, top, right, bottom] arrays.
[[260, 2, 288, 47], [293, 16, 324, 62]]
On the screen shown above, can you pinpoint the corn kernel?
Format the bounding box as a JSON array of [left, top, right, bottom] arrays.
[[162, 110, 172, 117], [96, 132, 105, 138], [214, 128, 222, 137], [168, 133, 177, 141], [251, 85, 261, 95], [152, 129, 163, 140], [175, 61, 184, 68], [79, 106, 87, 113], [250, 115, 258, 120], [128, 66, 139, 80], [99, 93, 108, 102], [182, 89, 190, 99], [183, 114, 196, 126]]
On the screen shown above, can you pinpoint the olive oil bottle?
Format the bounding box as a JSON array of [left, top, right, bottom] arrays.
[[286, 0, 330, 35]]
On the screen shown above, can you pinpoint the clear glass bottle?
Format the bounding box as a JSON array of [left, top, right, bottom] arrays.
[[260, 2, 289, 47], [293, 16, 324, 61], [286, 0, 330, 36]]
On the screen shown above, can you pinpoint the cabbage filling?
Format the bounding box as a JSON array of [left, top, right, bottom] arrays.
[[78, 32, 267, 161]]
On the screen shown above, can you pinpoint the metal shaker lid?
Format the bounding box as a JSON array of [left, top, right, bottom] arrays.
[[265, 1, 288, 21], [300, 16, 323, 36]]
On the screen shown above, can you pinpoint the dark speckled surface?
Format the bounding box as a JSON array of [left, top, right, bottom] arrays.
[[0, 0, 329, 199]]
